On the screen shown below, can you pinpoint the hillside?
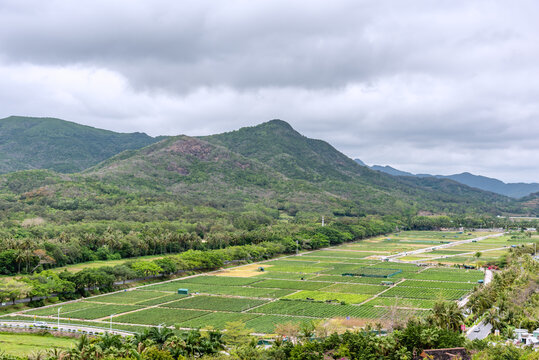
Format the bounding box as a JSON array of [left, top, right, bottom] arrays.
[[0, 119, 529, 227], [363, 160, 539, 198], [0, 116, 159, 173], [203, 120, 518, 215]]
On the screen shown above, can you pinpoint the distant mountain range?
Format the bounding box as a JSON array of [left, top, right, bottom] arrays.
[[0, 116, 161, 173], [356, 160, 539, 199], [1, 116, 533, 219]]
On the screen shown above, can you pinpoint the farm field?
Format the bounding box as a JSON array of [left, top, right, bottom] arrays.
[[407, 233, 538, 265], [7, 230, 502, 334]]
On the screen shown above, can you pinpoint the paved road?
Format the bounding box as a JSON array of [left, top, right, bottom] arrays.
[[467, 321, 492, 340], [0, 320, 133, 336], [484, 269, 493, 284]]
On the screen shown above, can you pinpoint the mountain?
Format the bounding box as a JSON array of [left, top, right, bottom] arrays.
[[202, 120, 518, 215], [444, 173, 539, 199], [368, 162, 539, 198], [0, 119, 530, 224], [0, 116, 160, 173], [353, 158, 366, 166], [370, 165, 416, 177]]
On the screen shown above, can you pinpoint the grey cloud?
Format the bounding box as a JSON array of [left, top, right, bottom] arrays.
[[0, 0, 538, 182]]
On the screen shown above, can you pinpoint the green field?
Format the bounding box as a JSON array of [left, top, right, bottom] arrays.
[[8, 231, 497, 334], [0, 332, 76, 355]]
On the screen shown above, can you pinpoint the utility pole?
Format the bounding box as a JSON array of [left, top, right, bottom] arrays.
[[296, 239, 299, 255], [57, 307, 62, 328], [110, 314, 115, 332], [322, 216, 325, 227]]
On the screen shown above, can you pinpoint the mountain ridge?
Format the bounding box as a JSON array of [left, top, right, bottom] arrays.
[[358, 160, 539, 198], [0, 118, 533, 219], [0, 115, 161, 173]]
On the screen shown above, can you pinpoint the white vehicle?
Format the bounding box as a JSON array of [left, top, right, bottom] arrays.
[[34, 321, 48, 327]]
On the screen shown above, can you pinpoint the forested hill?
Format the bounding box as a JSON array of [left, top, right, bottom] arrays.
[[202, 120, 519, 215], [0, 119, 530, 223], [0, 116, 160, 173]]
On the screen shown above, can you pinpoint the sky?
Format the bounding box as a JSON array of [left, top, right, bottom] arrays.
[[0, 1, 538, 183]]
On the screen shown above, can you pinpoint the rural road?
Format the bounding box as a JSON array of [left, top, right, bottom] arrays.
[[467, 321, 493, 340], [386, 232, 505, 262]]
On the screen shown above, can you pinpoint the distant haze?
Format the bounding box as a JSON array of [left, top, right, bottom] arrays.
[[0, 1, 538, 182]]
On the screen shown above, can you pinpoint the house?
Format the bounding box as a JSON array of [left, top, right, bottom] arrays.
[[414, 347, 470, 360], [514, 328, 539, 347]]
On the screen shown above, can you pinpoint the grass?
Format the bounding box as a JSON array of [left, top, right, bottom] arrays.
[[0, 332, 76, 355]]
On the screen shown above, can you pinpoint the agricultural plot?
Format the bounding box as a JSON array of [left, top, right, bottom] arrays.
[[175, 275, 260, 286], [137, 293, 188, 306], [247, 300, 389, 319], [254, 272, 317, 280], [380, 286, 469, 300], [399, 280, 477, 290], [283, 290, 371, 304], [163, 296, 268, 312], [64, 303, 143, 320], [26, 301, 95, 317], [113, 307, 208, 326], [312, 275, 389, 285], [91, 290, 170, 304], [322, 283, 388, 295], [245, 315, 311, 333], [406, 269, 483, 282], [179, 312, 259, 330], [251, 279, 329, 291], [144, 282, 294, 298], [365, 297, 437, 309], [16, 230, 498, 334]]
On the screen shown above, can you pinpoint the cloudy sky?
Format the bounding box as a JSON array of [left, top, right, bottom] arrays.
[[1, 1, 538, 182]]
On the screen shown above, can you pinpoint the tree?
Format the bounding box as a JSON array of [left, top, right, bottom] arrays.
[[130, 261, 163, 279], [223, 321, 253, 346], [275, 321, 301, 342], [429, 300, 465, 332]]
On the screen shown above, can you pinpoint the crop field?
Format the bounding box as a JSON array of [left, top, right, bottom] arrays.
[[11, 230, 501, 334]]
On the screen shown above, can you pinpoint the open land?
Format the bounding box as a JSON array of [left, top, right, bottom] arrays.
[[6, 230, 536, 335]]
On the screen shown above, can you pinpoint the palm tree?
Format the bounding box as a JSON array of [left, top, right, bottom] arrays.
[[430, 300, 464, 332], [148, 326, 174, 346]]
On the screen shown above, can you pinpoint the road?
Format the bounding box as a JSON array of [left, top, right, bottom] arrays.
[[385, 232, 505, 262], [467, 321, 493, 340], [0, 320, 133, 336]]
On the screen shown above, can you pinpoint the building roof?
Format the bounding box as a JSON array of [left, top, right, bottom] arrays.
[[415, 347, 471, 360]]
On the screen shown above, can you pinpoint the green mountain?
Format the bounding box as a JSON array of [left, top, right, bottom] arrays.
[[365, 161, 539, 198], [202, 120, 520, 215], [0, 119, 531, 226], [0, 116, 159, 173]]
